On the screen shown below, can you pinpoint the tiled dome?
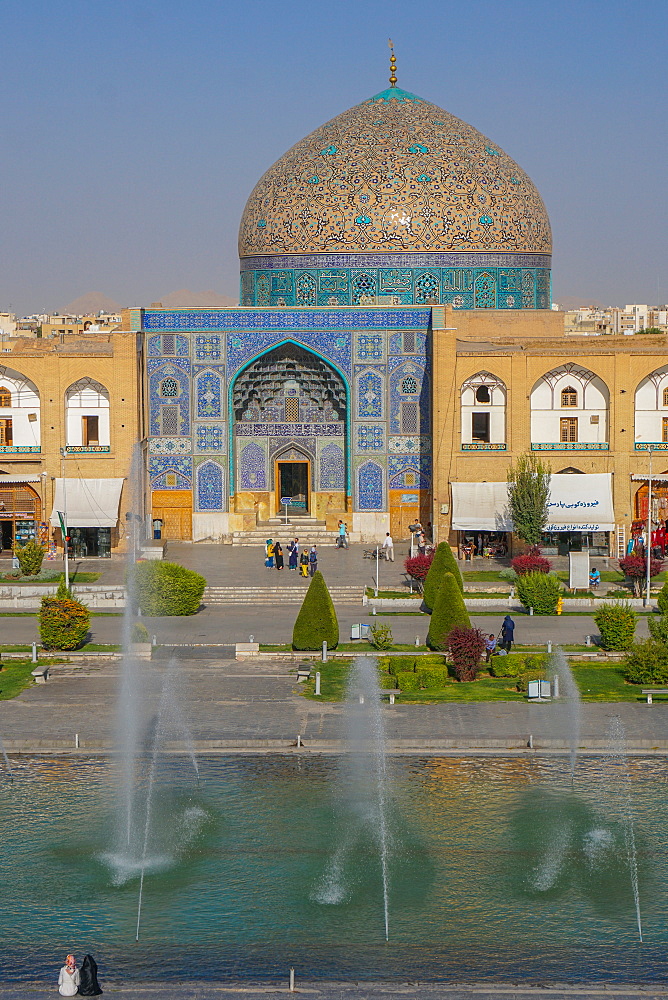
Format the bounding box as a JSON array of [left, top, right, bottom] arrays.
[[238, 87, 552, 260]]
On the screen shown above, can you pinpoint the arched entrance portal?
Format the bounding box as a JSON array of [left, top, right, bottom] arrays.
[[232, 344, 348, 522]]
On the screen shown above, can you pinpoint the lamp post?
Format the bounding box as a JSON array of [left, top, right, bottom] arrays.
[[645, 445, 653, 607], [59, 447, 69, 591]]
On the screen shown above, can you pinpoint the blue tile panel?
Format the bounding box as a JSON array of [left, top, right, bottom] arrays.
[[239, 441, 267, 489], [358, 461, 384, 510], [196, 460, 224, 510], [143, 308, 432, 331], [237, 265, 551, 309], [320, 443, 345, 489]]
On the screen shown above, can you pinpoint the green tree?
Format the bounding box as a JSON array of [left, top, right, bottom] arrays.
[[427, 571, 470, 650], [516, 571, 562, 615], [507, 452, 551, 546], [423, 542, 463, 610], [292, 570, 339, 650], [594, 601, 637, 650]]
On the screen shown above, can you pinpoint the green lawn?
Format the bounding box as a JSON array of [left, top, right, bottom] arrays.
[[0, 660, 41, 700], [298, 657, 647, 704]]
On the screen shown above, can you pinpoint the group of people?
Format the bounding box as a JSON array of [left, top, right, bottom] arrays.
[[58, 954, 102, 996], [484, 615, 516, 661], [265, 538, 318, 577], [409, 520, 430, 555]]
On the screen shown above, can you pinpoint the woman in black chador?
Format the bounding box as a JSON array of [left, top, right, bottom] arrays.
[[78, 954, 103, 996]]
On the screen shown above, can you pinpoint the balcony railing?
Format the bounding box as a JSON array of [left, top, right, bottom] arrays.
[[0, 445, 41, 453], [531, 442, 609, 451], [634, 442, 668, 450], [461, 442, 507, 451], [64, 445, 111, 453]]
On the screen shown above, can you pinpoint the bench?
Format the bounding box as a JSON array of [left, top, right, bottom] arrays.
[[641, 688, 668, 704], [31, 666, 50, 684], [296, 667, 312, 682], [380, 688, 401, 705]]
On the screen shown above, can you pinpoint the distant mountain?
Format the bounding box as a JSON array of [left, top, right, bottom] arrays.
[[159, 289, 238, 307], [554, 295, 606, 310], [62, 291, 123, 315]]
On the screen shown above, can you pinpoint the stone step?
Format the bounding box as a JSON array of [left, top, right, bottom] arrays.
[[203, 585, 362, 604]]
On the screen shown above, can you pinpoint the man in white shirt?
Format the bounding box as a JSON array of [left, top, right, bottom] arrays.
[[382, 532, 394, 561]]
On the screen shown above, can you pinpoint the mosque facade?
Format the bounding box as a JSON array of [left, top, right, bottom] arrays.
[[131, 72, 560, 544]]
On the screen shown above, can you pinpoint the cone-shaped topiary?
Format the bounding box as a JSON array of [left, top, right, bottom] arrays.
[[427, 571, 470, 651], [292, 570, 339, 650], [423, 542, 463, 609]]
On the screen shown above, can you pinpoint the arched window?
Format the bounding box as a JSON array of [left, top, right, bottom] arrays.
[[561, 386, 578, 407], [662, 387, 668, 407], [0, 387, 10, 407], [160, 378, 179, 398], [65, 377, 110, 448], [475, 385, 490, 403]]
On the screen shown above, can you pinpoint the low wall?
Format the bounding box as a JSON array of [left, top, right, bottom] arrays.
[[0, 584, 125, 609]]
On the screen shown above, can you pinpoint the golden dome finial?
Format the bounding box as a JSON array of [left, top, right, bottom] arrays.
[[388, 38, 397, 87]]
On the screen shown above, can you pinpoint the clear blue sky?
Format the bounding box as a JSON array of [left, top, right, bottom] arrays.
[[1, 0, 666, 315]]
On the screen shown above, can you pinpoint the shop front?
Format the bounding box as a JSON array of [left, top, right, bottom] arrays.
[[0, 476, 44, 554], [450, 474, 615, 557], [50, 478, 123, 558]]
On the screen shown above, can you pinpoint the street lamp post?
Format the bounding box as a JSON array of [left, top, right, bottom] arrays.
[[645, 445, 653, 607]]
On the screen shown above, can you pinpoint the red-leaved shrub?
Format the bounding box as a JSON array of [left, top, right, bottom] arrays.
[[511, 547, 551, 576], [448, 626, 486, 682], [404, 553, 434, 590], [619, 554, 664, 596]]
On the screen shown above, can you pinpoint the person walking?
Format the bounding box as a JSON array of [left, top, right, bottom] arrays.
[[58, 955, 80, 997], [265, 538, 274, 569], [337, 520, 348, 549], [500, 614, 515, 652], [308, 545, 318, 576], [274, 540, 284, 570], [382, 532, 394, 561], [299, 548, 310, 578], [288, 537, 299, 571]]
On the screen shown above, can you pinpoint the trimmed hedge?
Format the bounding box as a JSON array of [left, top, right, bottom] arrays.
[[134, 561, 206, 616], [381, 654, 446, 676], [657, 582, 668, 616], [516, 571, 562, 615], [489, 652, 547, 678], [396, 667, 451, 692], [131, 622, 150, 643], [39, 596, 90, 650], [14, 540, 46, 576], [594, 601, 637, 651], [292, 570, 339, 650], [427, 572, 470, 651], [424, 542, 463, 609]]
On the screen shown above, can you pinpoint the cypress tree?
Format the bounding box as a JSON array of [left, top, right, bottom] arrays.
[[292, 570, 339, 650], [423, 541, 463, 610], [427, 571, 470, 651]]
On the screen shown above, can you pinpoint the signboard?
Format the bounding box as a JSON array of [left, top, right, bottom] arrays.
[[350, 624, 372, 640], [400, 494, 419, 503], [280, 497, 292, 505], [569, 551, 590, 590]]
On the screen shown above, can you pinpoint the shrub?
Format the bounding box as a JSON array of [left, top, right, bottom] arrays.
[[14, 540, 46, 576], [131, 621, 150, 644], [427, 572, 470, 651], [56, 580, 72, 599], [386, 654, 444, 676], [657, 581, 668, 616], [369, 623, 393, 650], [511, 547, 551, 576], [648, 614, 668, 647], [618, 554, 664, 597], [292, 570, 339, 650], [489, 652, 547, 678], [448, 626, 486, 681], [39, 596, 90, 650], [395, 668, 450, 692], [134, 561, 206, 616], [624, 639, 668, 685], [594, 601, 637, 650], [424, 543, 463, 609], [499, 568, 518, 583], [404, 553, 433, 590], [516, 571, 562, 615], [396, 671, 421, 693]]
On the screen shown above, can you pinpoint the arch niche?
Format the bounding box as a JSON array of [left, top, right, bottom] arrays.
[[231, 342, 349, 520]]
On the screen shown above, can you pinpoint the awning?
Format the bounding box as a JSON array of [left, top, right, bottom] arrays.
[[451, 473, 615, 533], [0, 474, 41, 483], [450, 482, 513, 531], [50, 478, 124, 528]]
